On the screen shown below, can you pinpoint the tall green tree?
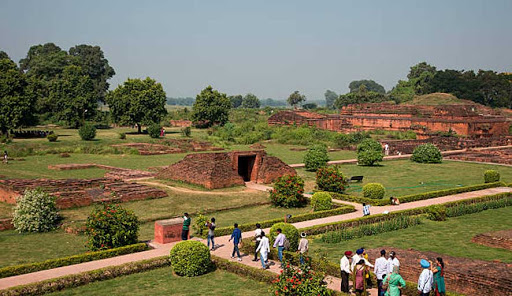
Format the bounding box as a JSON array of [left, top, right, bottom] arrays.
[[241, 93, 260, 108], [348, 80, 385, 94], [191, 86, 231, 127], [229, 95, 243, 108], [287, 90, 306, 108], [106, 77, 167, 133], [20, 43, 70, 81], [324, 90, 338, 109]]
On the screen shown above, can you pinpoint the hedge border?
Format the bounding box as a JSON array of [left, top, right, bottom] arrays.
[[0, 243, 148, 279]]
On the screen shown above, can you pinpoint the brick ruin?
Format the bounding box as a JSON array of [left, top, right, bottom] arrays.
[[366, 248, 511, 296], [48, 163, 157, 180], [445, 147, 512, 165], [268, 103, 510, 139], [111, 139, 223, 155], [472, 229, 512, 251], [385, 136, 512, 155], [0, 178, 167, 209], [157, 150, 296, 189]]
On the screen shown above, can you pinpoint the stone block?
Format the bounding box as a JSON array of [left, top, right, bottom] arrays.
[[154, 218, 183, 244]]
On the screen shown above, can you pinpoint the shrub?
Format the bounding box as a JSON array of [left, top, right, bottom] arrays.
[[484, 170, 500, 183], [0, 134, 13, 144], [363, 183, 385, 199], [311, 192, 332, 212], [427, 205, 447, 221], [270, 258, 333, 296], [78, 124, 96, 141], [46, 133, 58, 142], [85, 204, 139, 251], [118, 132, 126, 140], [315, 166, 348, 193], [13, 189, 59, 233], [269, 222, 299, 251], [147, 123, 161, 138], [357, 138, 383, 166], [411, 143, 442, 163], [192, 212, 208, 236], [169, 240, 211, 277], [303, 144, 329, 171], [181, 126, 191, 137], [269, 175, 307, 208]]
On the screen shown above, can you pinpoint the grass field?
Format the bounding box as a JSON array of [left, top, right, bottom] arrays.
[[309, 207, 512, 264], [297, 159, 512, 196], [48, 267, 269, 296]]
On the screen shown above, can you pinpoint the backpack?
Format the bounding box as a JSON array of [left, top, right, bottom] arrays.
[[283, 237, 290, 250]]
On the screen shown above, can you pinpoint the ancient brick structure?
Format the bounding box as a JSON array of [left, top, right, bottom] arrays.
[[154, 218, 183, 244], [157, 150, 296, 189], [48, 163, 157, 180], [472, 229, 512, 251], [366, 248, 511, 296], [0, 218, 13, 231], [385, 136, 512, 154], [111, 139, 223, 155], [0, 178, 167, 209], [169, 120, 192, 127], [268, 103, 509, 138], [446, 148, 512, 165]]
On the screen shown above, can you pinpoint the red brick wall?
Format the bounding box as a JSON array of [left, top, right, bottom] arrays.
[[0, 218, 13, 231]]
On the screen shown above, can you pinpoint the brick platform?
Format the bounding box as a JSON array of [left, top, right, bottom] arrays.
[[0, 218, 13, 231], [111, 139, 223, 155], [446, 147, 512, 165], [154, 218, 183, 244], [48, 164, 157, 180], [472, 229, 512, 251]]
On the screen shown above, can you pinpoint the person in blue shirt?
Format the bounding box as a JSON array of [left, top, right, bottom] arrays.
[[228, 223, 242, 261]]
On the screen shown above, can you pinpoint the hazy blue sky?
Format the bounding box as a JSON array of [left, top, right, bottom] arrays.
[[1, 0, 511, 100]]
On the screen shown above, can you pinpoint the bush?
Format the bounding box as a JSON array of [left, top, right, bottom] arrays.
[[446, 196, 512, 217], [269, 222, 299, 251], [192, 212, 208, 236], [331, 192, 390, 206], [85, 204, 139, 251], [357, 138, 383, 166], [118, 132, 126, 140], [13, 189, 59, 233], [270, 258, 333, 296], [181, 126, 191, 137], [303, 144, 329, 171], [363, 183, 385, 199], [269, 175, 307, 208], [484, 170, 500, 183], [311, 192, 332, 212], [315, 166, 348, 193], [427, 205, 447, 221], [147, 123, 161, 138], [47, 133, 58, 142], [78, 124, 96, 141], [169, 240, 211, 277], [411, 143, 442, 163]]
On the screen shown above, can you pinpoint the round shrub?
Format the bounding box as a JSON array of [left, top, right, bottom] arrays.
[[411, 143, 442, 163], [269, 222, 299, 251], [269, 175, 307, 208], [118, 132, 126, 140], [85, 203, 139, 251], [78, 123, 97, 141], [13, 189, 59, 233], [363, 183, 385, 199], [169, 240, 211, 277], [357, 138, 383, 166], [303, 144, 329, 172], [147, 123, 161, 138], [484, 170, 500, 183], [47, 133, 58, 142], [311, 192, 332, 211], [316, 166, 348, 193]]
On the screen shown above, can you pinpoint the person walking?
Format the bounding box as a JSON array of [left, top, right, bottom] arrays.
[[340, 250, 352, 293], [297, 232, 309, 265], [352, 259, 369, 296], [382, 265, 406, 296], [206, 217, 216, 250], [387, 251, 400, 274], [374, 250, 389, 296], [3, 151, 7, 164], [418, 259, 434, 296], [363, 249, 373, 289], [252, 223, 262, 261], [362, 203, 371, 216], [181, 213, 191, 240], [255, 231, 270, 269], [431, 257, 446, 296], [273, 228, 286, 267], [228, 223, 242, 261], [384, 143, 389, 156]]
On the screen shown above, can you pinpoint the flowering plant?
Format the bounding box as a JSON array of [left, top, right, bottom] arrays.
[[315, 166, 348, 193], [270, 259, 333, 296], [13, 189, 59, 233], [269, 175, 307, 208]]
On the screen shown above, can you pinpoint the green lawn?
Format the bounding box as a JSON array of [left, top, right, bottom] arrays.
[[309, 207, 512, 264], [297, 159, 512, 196], [48, 267, 269, 296]]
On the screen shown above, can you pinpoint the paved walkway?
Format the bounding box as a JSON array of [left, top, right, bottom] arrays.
[[1, 186, 510, 293]]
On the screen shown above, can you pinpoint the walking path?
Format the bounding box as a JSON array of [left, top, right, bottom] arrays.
[[1, 186, 510, 293]]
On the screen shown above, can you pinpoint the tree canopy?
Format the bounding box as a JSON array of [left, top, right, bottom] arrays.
[[324, 90, 338, 109], [229, 95, 243, 108], [241, 93, 260, 108], [287, 90, 306, 108], [349, 80, 385, 94], [191, 86, 231, 128]]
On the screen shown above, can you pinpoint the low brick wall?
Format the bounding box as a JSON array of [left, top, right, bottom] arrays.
[[472, 229, 512, 251], [0, 218, 13, 231]]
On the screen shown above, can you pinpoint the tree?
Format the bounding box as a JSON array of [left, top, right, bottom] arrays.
[[334, 91, 387, 108], [324, 90, 338, 109], [106, 77, 167, 133], [357, 138, 383, 166], [304, 144, 329, 171], [349, 80, 385, 94], [302, 103, 318, 109], [191, 86, 231, 128], [407, 62, 437, 95], [19, 43, 70, 81], [241, 93, 260, 108], [0, 51, 9, 60], [229, 95, 243, 108], [287, 90, 306, 108], [0, 58, 37, 134]]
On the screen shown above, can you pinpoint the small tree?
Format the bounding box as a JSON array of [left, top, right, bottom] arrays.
[[147, 123, 161, 138], [269, 175, 307, 208], [303, 144, 329, 171], [13, 189, 59, 233], [484, 170, 500, 183], [287, 90, 306, 109], [357, 138, 383, 166], [78, 123, 96, 140], [311, 192, 333, 211], [363, 183, 386, 199], [191, 86, 231, 128], [411, 143, 442, 163], [241, 93, 261, 108], [315, 166, 348, 193]]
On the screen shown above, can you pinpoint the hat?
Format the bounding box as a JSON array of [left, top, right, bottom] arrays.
[[356, 248, 364, 255], [344, 251, 353, 256], [301, 232, 307, 238], [420, 259, 430, 268]]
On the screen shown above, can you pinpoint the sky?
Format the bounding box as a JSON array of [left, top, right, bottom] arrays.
[[1, 0, 511, 100]]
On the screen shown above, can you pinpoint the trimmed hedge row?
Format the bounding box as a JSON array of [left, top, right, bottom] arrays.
[[0, 256, 169, 296], [0, 243, 148, 279], [446, 195, 512, 217], [207, 205, 355, 237], [330, 192, 390, 206]]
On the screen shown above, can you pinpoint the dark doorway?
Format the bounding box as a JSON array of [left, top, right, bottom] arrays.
[[238, 155, 256, 181]]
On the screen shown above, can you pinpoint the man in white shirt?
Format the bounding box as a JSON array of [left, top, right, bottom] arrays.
[[384, 143, 389, 155], [351, 248, 374, 271], [418, 259, 434, 296], [297, 232, 309, 265], [253, 223, 262, 261], [255, 231, 270, 269], [387, 251, 400, 274], [273, 228, 286, 267], [374, 250, 389, 296], [339, 251, 352, 293]]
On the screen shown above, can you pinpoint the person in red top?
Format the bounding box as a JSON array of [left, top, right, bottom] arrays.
[[352, 259, 369, 296]]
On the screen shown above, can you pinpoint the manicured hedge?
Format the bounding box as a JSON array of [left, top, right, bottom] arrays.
[[330, 192, 391, 206], [446, 195, 512, 217], [208, 205, 355, 237], [169, 241, 211, 277], [0, 243, 148, 279]]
